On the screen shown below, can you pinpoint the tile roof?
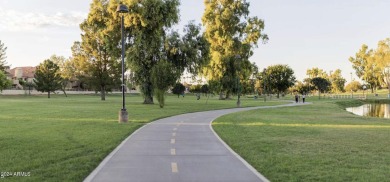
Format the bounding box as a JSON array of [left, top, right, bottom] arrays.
[[9, 66, 36, 78]]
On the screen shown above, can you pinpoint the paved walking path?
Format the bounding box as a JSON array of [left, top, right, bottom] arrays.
[[85, 102, 307, 182]]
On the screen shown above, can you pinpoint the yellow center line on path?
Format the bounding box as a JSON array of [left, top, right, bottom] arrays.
[[171, 149, 176, 155], [171, 163, 178, 173], [171, 139, 175, 144]]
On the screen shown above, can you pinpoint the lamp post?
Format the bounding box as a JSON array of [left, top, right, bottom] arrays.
[[350, 72, 352, 82], [117, 4, 129, 123], [236, 55, 241, 108], [263, 68, 266, 102]]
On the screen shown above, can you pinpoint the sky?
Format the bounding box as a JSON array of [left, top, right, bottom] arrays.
[[1, 0, 390, 81]]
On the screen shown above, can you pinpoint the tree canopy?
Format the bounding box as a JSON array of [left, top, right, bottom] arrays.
[[50, 55, 73, 97], [202, 0, 267, 99], [123, 0, 180, 104], [263, 64, 296, 98], [345, 81, 362, 93], [349, 44, 382, 93], [172, 83, 185, 98], [328, 69, 346, 93], [311, 77, 331, 99], [306, 67, 327, 79], [120, 0, 209, 105], [291, 81, 311, 95], [78, 0, 122, 101], [34, 60, 62, 98], [375, 38, 390, 93]]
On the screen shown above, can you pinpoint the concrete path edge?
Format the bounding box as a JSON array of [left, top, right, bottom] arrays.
[[84, 124, 150, 182], [209, 118, 270, 182]]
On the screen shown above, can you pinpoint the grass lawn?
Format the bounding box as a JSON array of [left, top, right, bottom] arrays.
[[213, 97, 390, 181], [0, 93, 282, 181]]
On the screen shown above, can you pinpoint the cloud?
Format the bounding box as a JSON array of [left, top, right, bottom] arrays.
[[0, 8, 86, 31]]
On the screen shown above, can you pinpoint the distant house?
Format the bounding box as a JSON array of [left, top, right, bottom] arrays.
[[8, 66, 36, 89]]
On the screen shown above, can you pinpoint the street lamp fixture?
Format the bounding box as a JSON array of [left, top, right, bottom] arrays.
[[236, 55, 241, 108], [117, 4, 129, 123]]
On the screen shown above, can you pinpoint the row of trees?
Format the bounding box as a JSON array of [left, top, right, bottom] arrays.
[[38, 0, 267, 108], [2, 0, 268, 107], [173, 64, 344, 100], [11, 0, 381, 104], [291, 67, 347, 98]]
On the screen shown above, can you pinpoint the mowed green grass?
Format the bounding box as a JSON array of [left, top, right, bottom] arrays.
[[0, 94, 282, 181], [213, 98, 390, 181]]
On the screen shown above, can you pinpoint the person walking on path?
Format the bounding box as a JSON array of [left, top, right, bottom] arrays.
[[295, 94, 298, 103], [302, 94, 306, 103]]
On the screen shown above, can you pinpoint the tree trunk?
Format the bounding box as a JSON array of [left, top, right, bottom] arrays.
[[388, 83, 390, 97], [318, 91, 321, 100], [219, 92, 224, 100], [62, 81, 68, 97], [100, 86, 106, 101], [142, 82, 154, 104], [277, 92, 280, 98], [143, 96, 154, 104], [225, 91, 232, 100], [62, 89, 68, 97]]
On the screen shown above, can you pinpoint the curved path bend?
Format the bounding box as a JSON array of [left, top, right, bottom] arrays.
[[85, 102, 308, 182]]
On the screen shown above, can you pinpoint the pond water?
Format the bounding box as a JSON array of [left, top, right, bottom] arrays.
[[346, 104, 390, 118]]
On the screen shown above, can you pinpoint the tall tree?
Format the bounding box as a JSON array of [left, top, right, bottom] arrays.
[[349, 44, 382, 93], [329, 69, 346, 93], [34, 60, 62, 98], [202, 0, 268, 99], [125, 0, 178, 104], [375, 38, 390, 94], [69, 42, 91, 90], [311, 77, 331, 99], [79, 0, 122, 101], [124, 1, 207, 104], [264, 64, 296, 98], [0, 40, 9, 72]]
